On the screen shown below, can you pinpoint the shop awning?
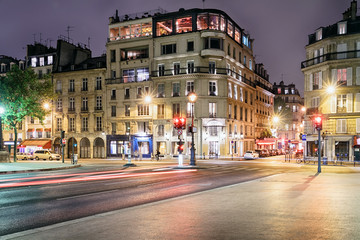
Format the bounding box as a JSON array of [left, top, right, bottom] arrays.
[[45, 128, 51, 132], [27, 129, 34, 132], [256, 139, 276, 145], [19, 139, 51, 149], [36, 128, 43, 132]]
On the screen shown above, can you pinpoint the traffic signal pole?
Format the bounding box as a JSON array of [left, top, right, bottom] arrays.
[[317, 128, 321, 173]]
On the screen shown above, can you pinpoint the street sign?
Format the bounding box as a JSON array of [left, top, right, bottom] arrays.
[[178, 129, 182, 135], [302, 134, 306, 141], [62, 139, 66, 144]]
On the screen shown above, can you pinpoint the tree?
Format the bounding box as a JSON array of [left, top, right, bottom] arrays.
[[0, 66, 54, 162]]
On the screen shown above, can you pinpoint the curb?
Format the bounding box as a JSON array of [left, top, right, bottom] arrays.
[[0, 164, 82, 175]]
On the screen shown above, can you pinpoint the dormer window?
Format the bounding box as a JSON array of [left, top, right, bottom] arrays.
[[1, 64, 5, 72], [316, 28, 322, 40], [338, 22, 347, 35], [48, 56, 53, 65], [31, 57, 37, 67]]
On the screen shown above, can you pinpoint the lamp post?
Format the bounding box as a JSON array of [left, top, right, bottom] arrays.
[[0, 106, 4, 151], [188, 92, 197, 166]]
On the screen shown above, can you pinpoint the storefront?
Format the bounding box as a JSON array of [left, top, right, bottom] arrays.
[[107, 135, 130, 158], [18, 139, 52, 154], [132, 134, 153, 158]]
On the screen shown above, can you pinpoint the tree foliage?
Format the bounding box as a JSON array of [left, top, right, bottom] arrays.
[[273, 96, 292, 125], [0, 65, 54, 161]]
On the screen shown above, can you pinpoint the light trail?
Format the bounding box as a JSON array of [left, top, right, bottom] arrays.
[[0, 169, 197, 189]]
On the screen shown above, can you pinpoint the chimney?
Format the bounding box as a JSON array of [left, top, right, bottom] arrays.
[[351, 0, 357, 20]]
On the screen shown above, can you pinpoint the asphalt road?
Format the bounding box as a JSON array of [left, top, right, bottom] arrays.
[[0, 158, 298, 236]]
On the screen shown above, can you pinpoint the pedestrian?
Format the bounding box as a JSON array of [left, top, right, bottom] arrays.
[[156, 149, 160, 161]]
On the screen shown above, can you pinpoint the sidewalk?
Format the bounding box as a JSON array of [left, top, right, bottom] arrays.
[[4, 171, 360, 240], [0, 161, 80, 174]]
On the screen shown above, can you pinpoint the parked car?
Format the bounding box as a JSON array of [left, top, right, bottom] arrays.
[[256, 149, 269, 157], [33, 150, 61, 161], [269, 149, 277, 156], [16, 152, 33, 160], [244, 150, 260, 160]]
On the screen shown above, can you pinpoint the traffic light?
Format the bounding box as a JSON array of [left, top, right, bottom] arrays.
[[173, 117, 186, 130], [177, 140, 184, 153], [314, 115, 322, 130], [61, 130, 65, 139]]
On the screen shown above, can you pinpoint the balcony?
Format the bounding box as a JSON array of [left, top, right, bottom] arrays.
[[81, 107, 89, 112], [301, 50, 360, 68], [81, 128, 89, 132], [68, 107, 75, 113], [337, 106, 347, 113], [94, 106, 103, 111]]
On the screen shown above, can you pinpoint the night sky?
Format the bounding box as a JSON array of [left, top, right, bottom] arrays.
[[0, 0, 353, 95]]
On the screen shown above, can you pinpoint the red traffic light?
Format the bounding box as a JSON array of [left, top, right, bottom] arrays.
[[177, 140, 184, 153], [173, 117, 186, 129], [313, 115, 322, 130]]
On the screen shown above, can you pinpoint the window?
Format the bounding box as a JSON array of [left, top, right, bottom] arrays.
[[82, 97, 88, 111], [209, 126, 218, 136], [157, 84, 165, 97], [125, 88, 130, 99], [69, 118, 75, 132], [96, 96, 102, 110], [158, 125, 165, 136], [238, 70, 242, 81], [227, 63, 231, 75], [137, 68, 149, 81], [123, 69, 135, 83], [173, 63, 180, 75], [157, 19, 173, 36], [31, 58, 37, 67], [240, 88, 243, 102], [69, 97, 75, 111], [111, 70, 116, 79], [158, 64, 165, 76], [176, 16, 192, 33], [314, 48, 324, 64], [96, 117, 102, 131], [186, 81, 194, 95], [249, 60, 252, 70], [311, 97, 320, 107], [244, 91, 248, 103], [56, 80, 62, 92], [228, 83, 232, 98], [316, 28, 322, 40], [233, 47, 236, 59], [338, 22, 347, 35], [240, 107, 243, 120], [173, 83, 180, 97], [111, 89, 116, 100], [138, 104, 150, 116], [137, 87, 142, 98], [82, 78, 88, 91], [336, 119, 347, 133], [69, 79, 75, 92], [173, 103, 180, 117], [313, 72, 320, 89], [39, 57, 44, 66], [209, 61, 216, 74], [111, 50, 116, 62], [337, 94, 347, 112], [56, 118, 62, 131], [112, 123, 117, 134], [125, 105, 130, 116], [234, 105, 237, 119], [57, 98, 62, 111], [227, 21, 234, 37], [234, 86, 238, 100], [187, 61, 194, 74], [161, 43, 176, 55], [209, 81, 217, 96], [205, 38, 223, 50], [209, 103, 216, 117], [120, 48, 149, 61], [277, 88, 281, 94], [38, 70, 43, 79], [111, 106, 116, 117], [96, 77, 102, 90], [243, 55, 247, 66], [187, 41, 194, 51], [197, 13, 209, 30], [337, 69, 347, 84], [158, 104, 165, 118], [48, 56, 53, 65], [243, 35, 250, 47]]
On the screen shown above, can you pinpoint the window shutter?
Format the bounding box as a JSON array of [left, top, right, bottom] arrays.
[[330, 95, 337, 113], [309, 74, 313, 91], [319, 71, 322, 89], [355, 93, 360, 112], [332, 69, 337, 83], [357, 118, 360, 133], [347, 93, 353, 112], [336, 119, 341, 133], [356, 67, 360, 85], [347, 67, 352, 86]]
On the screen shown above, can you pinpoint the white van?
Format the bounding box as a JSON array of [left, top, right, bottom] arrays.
[[33, 150, 61, 161]]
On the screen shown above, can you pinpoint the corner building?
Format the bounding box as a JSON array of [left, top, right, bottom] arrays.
[[302, 1, 360, 161], [106, 8, 273, 159]]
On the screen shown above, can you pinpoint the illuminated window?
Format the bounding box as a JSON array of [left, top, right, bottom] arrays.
[[137, 68, 149, 81], [141, 22, 152, 36], [176, 16, 192, 33], [197, 13, 208, 30], [157, 19, 173, 36], [243, 35, 249, 47], [220, 16, 226, 31], [109, 27, 119, 41], [337, 69, 347, 84], [228, 83, 232, 98], [209, 81, 217, 96], [234, 86, 238, 100], [209, 14, 220, 30], [316, 28, 322, 40], [338, 22, 347, 35], [138, 105, 150, 116], [31, 58, 37, 67], [227, 21, 234, 37], [131, 24, 141, 38], [123, 69, 135, 83], [39, 57, 44, 66], [235, 28, 241, 43], [277, 88, 281, 94], [120, 26, 130, 39], [172, 83, 180, 96], [209, 103, 217, 117], [48, 56, 53, 65]]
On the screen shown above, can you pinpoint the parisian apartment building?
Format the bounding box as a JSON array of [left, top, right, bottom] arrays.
[[302, 0, 360, 161], [105, 8, 274, 159], [272, 81, 304, 149]]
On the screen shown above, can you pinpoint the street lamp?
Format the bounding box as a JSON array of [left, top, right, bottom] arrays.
[[188, 92, 197, 166]]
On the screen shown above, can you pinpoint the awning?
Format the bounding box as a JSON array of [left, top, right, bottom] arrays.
[[27, 129, 34, 132], [45, 128, 51, 132], [19, 139, 52, 149], [36, 128, 43, 132], [256, 139, 276, 145]]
